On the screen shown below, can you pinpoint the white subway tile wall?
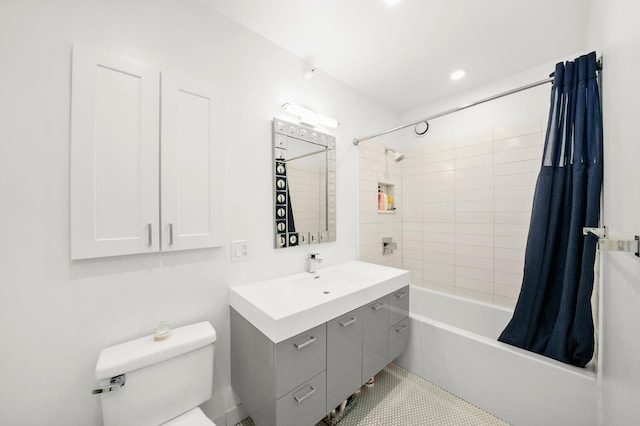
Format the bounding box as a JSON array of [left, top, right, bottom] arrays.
[[358, 141, 403, 268], [288, 163, 327, 233], [413, 120, 542, 308], [358, 120, 543, 309]]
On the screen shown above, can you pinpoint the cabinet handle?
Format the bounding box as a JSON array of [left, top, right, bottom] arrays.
[[147, 223, 152, 246], [169, 223, 174, 245], [371, 302, 385, 311], [339, 317, 357, 327], [395, 324, 408, 334], [293, 385, 316, 404], [395, 291, 408, 299], [294, 336, 316, 350]]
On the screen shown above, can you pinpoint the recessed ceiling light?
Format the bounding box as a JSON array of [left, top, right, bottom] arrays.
[[384, 0, 401, 6], [450, 69, 466, 81]]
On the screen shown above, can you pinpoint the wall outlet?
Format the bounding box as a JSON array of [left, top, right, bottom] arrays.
[[231, 240, 250, 262]]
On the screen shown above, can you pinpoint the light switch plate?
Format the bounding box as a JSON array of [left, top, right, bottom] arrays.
[[231, 240, 250, 262]]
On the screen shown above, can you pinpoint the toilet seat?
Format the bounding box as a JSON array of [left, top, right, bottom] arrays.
[[161, 407, 216, 426]]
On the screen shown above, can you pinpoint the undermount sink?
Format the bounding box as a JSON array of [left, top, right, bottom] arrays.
[[229, 260, 410, 343]]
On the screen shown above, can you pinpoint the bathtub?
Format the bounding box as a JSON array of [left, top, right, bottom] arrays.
[[395, 286, 596, 426]]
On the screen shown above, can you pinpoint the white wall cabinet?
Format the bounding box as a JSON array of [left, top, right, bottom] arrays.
[[70, 45, 223, 259]]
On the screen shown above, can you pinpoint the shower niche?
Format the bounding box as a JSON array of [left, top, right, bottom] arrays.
[[377, 182, 396, 213], [273, 118, 336, 248]]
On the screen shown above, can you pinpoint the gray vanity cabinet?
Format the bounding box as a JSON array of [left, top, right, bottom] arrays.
[[231, 286, 410, 426], [230, 309, 327, 426], [362, 297, 390, 384], [326, 307, 364, 412]]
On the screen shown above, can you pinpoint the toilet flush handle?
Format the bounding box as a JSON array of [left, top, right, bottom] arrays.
[[91, 374, 126, 395]]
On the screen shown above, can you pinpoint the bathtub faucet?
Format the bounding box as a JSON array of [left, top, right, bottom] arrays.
[[307, 252, 323, 274]]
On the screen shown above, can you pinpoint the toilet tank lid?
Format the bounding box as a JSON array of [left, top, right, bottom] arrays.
[[95, 321, 216, 380]]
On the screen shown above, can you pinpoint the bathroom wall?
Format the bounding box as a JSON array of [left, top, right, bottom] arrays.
[[0, 1, 398, 425], [355, 57, 594, 309], [379, 62, 559, 308], [401, 120, 544, 308], [588, 0, 640, 424], [357, 140, 403, 268]]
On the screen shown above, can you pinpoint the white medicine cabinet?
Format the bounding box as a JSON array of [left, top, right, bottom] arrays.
[[70, 44, 224, 260]]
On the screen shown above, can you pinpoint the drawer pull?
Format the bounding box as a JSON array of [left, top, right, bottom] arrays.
[[339, 317, 357, 327], [293, 385, 316, 404], [395, 324, 408, 334], [395, 291, 408, 299], [371, 302, 385, 311], [294, 336, 316, 350]]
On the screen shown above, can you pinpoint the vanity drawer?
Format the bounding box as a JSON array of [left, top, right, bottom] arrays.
[[389, 317, 410, 362], [275, 323, 326, 398], [276, 371, 327, 426], [388, 286, 410, 327]]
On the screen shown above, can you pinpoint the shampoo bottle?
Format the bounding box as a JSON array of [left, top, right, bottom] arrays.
[[378, 186, 385, 210]]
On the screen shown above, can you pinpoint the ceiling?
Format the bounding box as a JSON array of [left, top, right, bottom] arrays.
[[201, 0, 592, 114]]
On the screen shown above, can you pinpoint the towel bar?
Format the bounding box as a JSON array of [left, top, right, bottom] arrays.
[[582, 227, 639, 257]]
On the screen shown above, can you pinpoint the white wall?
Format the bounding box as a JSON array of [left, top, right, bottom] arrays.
[[390, 1, 640, 423], [0, 1, 397, 425], [381, 57, 560, 310], [589, 0, 640, 424]]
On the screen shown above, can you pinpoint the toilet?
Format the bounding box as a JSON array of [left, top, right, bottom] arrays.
[[94, 321, 217, 426]]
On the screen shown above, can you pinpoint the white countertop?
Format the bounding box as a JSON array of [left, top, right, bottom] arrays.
[[229, 261, 410, 343]]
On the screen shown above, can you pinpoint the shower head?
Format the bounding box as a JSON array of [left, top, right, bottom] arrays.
[[385, 147, 405, 163]]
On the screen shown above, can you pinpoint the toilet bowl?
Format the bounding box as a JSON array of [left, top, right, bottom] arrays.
[[93, 321, 217, 426]]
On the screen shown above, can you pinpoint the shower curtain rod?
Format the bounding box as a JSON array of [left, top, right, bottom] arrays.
[[353, 77, 552, 145], [352, 58, 602, 146]]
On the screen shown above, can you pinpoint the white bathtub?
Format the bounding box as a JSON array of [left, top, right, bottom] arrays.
[[395, 286, 596, 426]]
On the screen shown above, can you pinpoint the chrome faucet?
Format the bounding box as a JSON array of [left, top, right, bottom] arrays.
[[307, 252, 323, 274]]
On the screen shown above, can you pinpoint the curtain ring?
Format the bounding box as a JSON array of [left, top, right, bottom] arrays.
[[414, 121, 429, 137]]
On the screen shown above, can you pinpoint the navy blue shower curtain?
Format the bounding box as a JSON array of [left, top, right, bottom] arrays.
[[498, 52, 602, 367]]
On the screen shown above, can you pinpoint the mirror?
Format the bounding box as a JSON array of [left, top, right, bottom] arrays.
[[273, 118, 336, 248]]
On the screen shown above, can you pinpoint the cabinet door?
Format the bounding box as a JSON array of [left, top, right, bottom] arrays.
[[70, 44, 160, 259], [161, 74, 224, 251], [362, 297, 389, 384], [326, 307, 363, 412]]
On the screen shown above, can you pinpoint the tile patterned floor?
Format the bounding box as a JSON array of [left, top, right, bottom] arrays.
[[235, 363, 510, 426]]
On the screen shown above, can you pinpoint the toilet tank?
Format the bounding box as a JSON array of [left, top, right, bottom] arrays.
[[95, 322, 216, 426]]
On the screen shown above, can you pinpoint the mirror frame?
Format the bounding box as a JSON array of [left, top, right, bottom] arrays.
[[273, 118, 336, 249]]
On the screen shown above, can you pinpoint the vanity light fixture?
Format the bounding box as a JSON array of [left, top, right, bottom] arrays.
[[282, 103, 339, 129], [450, 69, 466, 80]]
